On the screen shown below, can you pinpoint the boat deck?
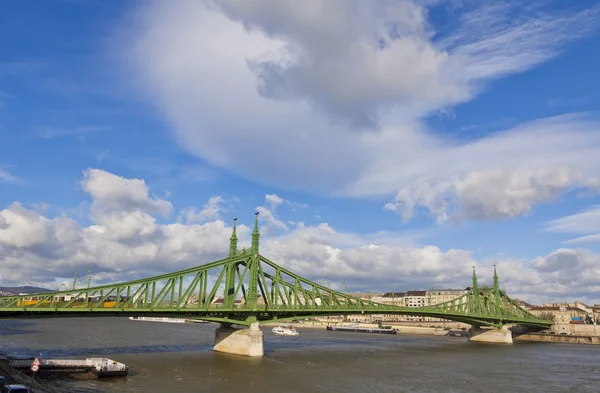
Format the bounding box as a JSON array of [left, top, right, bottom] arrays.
[[9, 358, 128, 377]]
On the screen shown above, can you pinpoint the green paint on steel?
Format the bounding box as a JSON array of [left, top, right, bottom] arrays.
[[0, 215, 552, 329]]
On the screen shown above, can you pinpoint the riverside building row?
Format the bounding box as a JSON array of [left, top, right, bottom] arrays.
[[342, 288, 468, 323]]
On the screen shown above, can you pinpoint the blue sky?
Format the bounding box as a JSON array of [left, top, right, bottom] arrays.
[[1, 1, 600, 304]]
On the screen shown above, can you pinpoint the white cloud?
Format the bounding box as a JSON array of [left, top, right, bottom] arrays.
[[523, 248, 600, 302], [385, 168, 600, 222], [257, 194, 289, 233], [264, 194, 284, 207], [179, 195, 225, 224], [545, 205, 600, 244], [0, 171, 238, 286], [0, 203, 80, 251], [1, 169, 600, 304], [0, 167, 19, 184], [35, 125, 109, 140], [81, 168, 172, 216], [122, 1, 600, 223], [263, 223, 474, 291], [255, 193, 310, 233], [438, 1, 600, 81], [214, 0, 464, 129]]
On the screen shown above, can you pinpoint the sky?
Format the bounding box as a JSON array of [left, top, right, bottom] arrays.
[[1, 0, 600, 305]]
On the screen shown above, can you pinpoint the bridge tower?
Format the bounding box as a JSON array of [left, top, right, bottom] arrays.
[[224, 219, 239, 308], [213, 213, 264, 357], [245, 212, 261, 312], [493, 264, 500, 312], [472, 266, 479, 312], [469, 266, 513, 344]]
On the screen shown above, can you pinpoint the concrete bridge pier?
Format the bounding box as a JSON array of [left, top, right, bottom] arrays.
[[213, 322, 264, 357], [469, 325, 513, 344]]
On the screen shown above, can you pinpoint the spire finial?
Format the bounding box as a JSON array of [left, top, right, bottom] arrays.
[[229, 218, 239, 257], [252, 212, 260, 252], [232, 218, 238, 238]]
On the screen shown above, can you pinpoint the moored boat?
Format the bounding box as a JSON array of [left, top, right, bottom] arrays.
[[128, 316, 186, 323], [326, 325, 397, 334], [272, 325, 299, 336]]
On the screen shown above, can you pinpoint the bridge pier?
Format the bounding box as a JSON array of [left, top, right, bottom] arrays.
[[213, 322, 264, 357], [469, 326, 513, 344]]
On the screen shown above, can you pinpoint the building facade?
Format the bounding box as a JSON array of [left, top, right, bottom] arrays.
[[355, 288, 467, 323], [529, 302, 592, 324]]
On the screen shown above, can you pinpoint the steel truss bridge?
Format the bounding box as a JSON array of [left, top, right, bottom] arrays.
[[0, 214, 552, 330]]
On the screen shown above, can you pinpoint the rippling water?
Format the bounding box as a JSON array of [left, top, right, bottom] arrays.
[[1, 317, 599, 392]]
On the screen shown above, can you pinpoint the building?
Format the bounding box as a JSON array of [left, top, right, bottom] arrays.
[[528, 303, 591, 324], [426, 289, 467, 306], [356, 289, 467, 323]]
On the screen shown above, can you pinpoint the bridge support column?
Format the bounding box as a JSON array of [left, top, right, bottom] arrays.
[[469, 326, 513, 344], [213, 322, 264, 357]]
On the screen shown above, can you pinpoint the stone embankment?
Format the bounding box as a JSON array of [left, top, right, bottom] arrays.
[[514, 333, 600, 345]]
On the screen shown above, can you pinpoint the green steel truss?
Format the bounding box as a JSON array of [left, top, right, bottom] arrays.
[[0, 215, 551, 329]]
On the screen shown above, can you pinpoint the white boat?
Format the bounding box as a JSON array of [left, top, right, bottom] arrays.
[[272, 325, 299, 336], [128, 316, 186, 324]]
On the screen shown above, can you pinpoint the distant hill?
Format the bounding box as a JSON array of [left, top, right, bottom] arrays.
[[0, 286, 53, 295]]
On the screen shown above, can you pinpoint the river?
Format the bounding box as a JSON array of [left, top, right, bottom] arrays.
[[1, 317, 598, 392]]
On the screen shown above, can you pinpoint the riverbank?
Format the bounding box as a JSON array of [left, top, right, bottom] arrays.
[[0, 361, 57, 393], [515, 333, 600, 345], [263, 322, 469, 337]]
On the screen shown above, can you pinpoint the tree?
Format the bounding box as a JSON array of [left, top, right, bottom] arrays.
[[538, 312, 556, 322]]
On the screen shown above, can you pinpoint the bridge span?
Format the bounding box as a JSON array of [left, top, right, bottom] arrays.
[[0, 214, 552, 356]]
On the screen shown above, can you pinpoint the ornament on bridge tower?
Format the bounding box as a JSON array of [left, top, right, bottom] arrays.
[[472, 265, 480, 306], [251, 211, 260, 252], [493, 264, 501, 306], [72, 268, 78, 290], [87, 264, 92, 289], [229, 218, 238, 257], [493, 264, 499, 290]]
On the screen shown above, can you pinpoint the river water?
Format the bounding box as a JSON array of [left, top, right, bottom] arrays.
[[1, 317, 598, 392]]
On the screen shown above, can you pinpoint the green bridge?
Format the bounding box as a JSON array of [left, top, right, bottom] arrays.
[[0, 214, 551, 356]]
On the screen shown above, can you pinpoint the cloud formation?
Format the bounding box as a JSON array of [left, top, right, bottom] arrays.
[[1, 169, 599, 304], [385, 167, 600, 222], [178, 195, 226, 224], [546, 205, 600, 244], [215, 0, 463, 129], [82, 169, 172, 216], [123, 0, 600, 223], [0, 167, 19, 184], [256, 193, 290, 233]]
